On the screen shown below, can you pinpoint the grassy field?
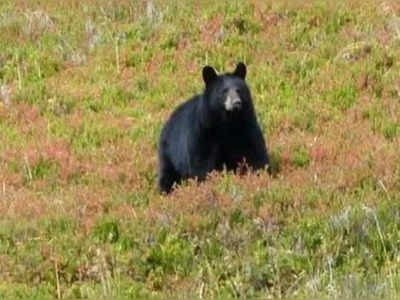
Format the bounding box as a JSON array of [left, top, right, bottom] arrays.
[[1, 0, 400, 299]]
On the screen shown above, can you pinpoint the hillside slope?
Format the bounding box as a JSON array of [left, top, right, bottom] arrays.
[[0, 0, 400, 299]]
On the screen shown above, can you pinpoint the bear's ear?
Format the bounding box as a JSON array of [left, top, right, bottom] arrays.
[[202, 66, 218, 86], [233, 62, 246, 80]]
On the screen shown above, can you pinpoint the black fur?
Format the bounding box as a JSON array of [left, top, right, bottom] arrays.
[[158, 62, 269, 193]]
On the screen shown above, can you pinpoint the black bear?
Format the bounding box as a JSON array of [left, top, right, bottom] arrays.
[[158, 62, 269, 193]]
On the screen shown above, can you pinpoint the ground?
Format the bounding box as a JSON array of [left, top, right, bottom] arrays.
[[0, 0, 400, 299]]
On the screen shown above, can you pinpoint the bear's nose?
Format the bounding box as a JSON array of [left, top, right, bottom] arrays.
[[231, 97, 242, 109], [225, 89, 242, 111]]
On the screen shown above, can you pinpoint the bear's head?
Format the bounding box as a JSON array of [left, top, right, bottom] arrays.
[[202, 63, 254, 121]]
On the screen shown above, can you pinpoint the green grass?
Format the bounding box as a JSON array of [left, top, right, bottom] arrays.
[[1, 0, 400, 299]]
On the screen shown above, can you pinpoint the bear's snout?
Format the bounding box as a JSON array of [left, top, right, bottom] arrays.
[[224, 89, 242, 111]]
